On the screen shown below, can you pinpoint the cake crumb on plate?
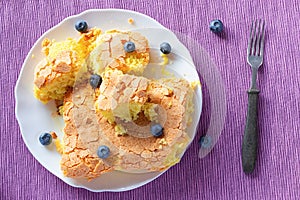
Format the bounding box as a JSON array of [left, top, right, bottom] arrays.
[[128, 18, 134, 24]]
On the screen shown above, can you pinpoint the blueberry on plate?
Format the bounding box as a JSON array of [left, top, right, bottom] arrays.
[[75, 20, 88, 33], [90, 74, 102, 89], [97, 145, 110, 159], [160, 42, 171, 54], [209, 19, 224, 33], [199, 135, 212, 149], [150, 123, 164, 137], [124, 41, 136, 53], [39, 132, 52, 145]]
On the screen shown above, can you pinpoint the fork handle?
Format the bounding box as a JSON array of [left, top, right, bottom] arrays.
[[242, 88, 259, 173]]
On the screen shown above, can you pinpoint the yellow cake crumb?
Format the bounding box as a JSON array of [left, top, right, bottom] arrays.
[[167, 101, 173, 108], [124, 54, 149, 74], [128, 18, 134, 24], [143, 103, 158, 121], [190, 80, 201, 89], [129, 103, 143, 121], [163, 140, 188, 168], [159, 54, 174, 77], [115, 124, 127, 136], [159, 138, 167, 145], [55, 138, 64, 154], [99, 110, 115, 124], [160, 53, 169, 65], [185, 89, 194, 126], [58, 105, 64, 116]]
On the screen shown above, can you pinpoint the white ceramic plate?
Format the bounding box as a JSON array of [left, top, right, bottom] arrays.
[[15, 9, 202, 192]]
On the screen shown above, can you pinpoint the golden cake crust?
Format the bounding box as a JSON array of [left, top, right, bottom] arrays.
[[60, 88, 112, 179], [88, 30, 150, 74], [60, 71, 191, 178], [33, 28, 101, 103]]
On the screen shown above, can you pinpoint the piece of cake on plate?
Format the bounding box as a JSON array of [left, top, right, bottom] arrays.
[[94, 68, 194, 172], [33, 28, 101, 103], [88, 30, 150, 75]]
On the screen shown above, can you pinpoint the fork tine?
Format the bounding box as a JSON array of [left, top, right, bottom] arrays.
[[247, 20, 254, 56], [255, 19, 263, 56], [259, 20, 266, 56], [251, 20, 258, 55]]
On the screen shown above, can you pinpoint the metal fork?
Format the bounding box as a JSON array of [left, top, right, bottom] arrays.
[[242, 19, 265, 173]]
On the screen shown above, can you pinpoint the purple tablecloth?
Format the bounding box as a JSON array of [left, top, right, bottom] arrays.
[[1, 0, 300, 199]]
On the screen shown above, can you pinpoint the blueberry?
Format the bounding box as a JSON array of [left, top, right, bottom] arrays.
[[150, 123, 163, 137], [90, 74, 102, 89], [199, 135, 212, 149], [209, 19, 224, 33], [75, 20, 88, 33], [160, 42, 172, 54], [39, 132, 52, 145], [124, 41, 136, 53], [97, 145, 110, 159]]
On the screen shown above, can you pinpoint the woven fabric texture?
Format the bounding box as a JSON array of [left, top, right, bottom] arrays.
[[1, 0, 299, 199]]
